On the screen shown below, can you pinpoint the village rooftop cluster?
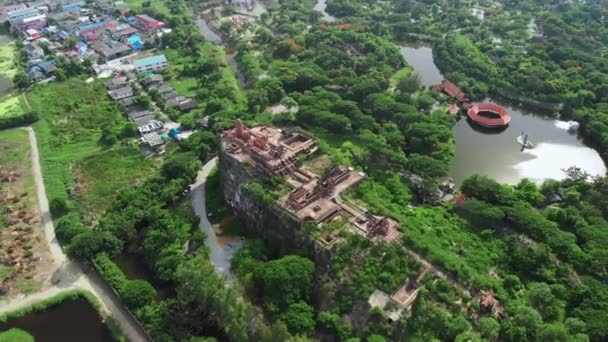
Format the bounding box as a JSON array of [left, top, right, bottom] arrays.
[[0, 0, 171, 82], [1, 0, 201, 152]]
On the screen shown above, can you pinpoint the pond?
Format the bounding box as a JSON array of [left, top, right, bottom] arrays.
[[399, 43, 607, 186], [0, 34, 14, 96], [0, 298, 113, 342]]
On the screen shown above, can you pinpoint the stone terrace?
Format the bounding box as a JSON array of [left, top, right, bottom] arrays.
[[222, 121, 401, 246]]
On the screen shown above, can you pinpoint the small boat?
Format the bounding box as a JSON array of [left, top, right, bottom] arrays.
[[517, 132, 534, 149]]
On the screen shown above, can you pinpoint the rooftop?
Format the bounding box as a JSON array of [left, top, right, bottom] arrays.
[[134, 54, 167, 68]]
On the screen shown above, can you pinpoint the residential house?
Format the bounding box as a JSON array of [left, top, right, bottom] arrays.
[[93, 39, 130, 61], [166, 97, 197, 112], [15, 14, 47, 31], [126, 107, 154, 125], [0, 3, 27, 23], [142, 74, 163, 88], [63, 1, 85, 13], [133, 54, 167, 73], [118, 96, 136, 107], [161, 91, 178, 100], [134, 14, 164, 31], [108, 86, 133, 100], [24, 43, 45, 59], [27, 60, 56, 81], [141, 132, 164, 148], [8, 7, 40, 25], [104, 77, 128, 89], [127, 35, 143, 49], [138, 120, 164, 134]]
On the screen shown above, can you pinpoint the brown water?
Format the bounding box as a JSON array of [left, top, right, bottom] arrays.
[[0, 298, 113, 342], [399, 44, 607, 185]]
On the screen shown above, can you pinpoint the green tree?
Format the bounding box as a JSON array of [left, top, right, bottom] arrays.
[[12, 71, 30, 90], [255, 255, 314, 313], [281, 302, 316, 335], [479, 317, 500, 341], [120, 279, 157, 310], [67, 230, 122, 260]]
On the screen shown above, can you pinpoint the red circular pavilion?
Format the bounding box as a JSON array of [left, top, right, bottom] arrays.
[[467, 103, 511, 128]]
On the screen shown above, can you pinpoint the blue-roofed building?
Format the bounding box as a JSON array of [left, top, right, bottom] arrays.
[[133, 54, 167, 73], [63, 1, 84, 13], [58, 31, 70, 40], [127, 35, 143, 49], [76, 20, 106, 35]]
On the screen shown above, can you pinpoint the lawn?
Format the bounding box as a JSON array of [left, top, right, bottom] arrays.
[[0, 39, 18, 79], [28, 79, 158, 221], [306, 129, 366, 167], [0, 95, 26, 118], [390, 65, 413, 88], [75, 146, 156, 218], [127, 0, 172, 16]]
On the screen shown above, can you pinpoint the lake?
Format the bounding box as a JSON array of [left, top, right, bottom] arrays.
[[399, 43, 607, 186], [0, 298, 113, 342]]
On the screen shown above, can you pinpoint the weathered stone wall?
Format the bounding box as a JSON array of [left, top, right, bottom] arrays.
[[220, 150, 334, 273]]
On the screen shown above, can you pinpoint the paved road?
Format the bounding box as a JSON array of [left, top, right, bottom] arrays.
[[191, 157, 239, 280], [0, 128, 150, 342]]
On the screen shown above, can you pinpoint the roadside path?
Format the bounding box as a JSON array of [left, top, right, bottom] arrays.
[[400, 245, 471, 297], [0, 127, 150, 342], [191, 157, 238, 279]]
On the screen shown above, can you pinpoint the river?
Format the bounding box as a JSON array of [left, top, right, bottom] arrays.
[[399, 43, 607, 186], [0, 298, 113, 342]]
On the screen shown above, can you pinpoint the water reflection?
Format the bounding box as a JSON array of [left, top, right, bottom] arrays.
[[398, 44, 607, 185], [0, 298, 113, 342]]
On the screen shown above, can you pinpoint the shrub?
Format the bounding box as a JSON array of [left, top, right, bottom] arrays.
[[0, 111, 38, 130], [49, 197, 68, 216], [0, 329, 34, 342], [93, 254, 128, 290], [120, 280, 157, 310]]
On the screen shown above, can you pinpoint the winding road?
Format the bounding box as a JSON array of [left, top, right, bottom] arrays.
[[190, 157, 238, 280], [0, 127, 150, 342]]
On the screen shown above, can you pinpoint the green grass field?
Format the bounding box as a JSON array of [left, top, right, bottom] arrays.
[[75, 146, 155, 217], [28, 79, 158, 221], [0, 95, 26, 118], [126, 0, 172, 16], [0, 39, 18, 79]]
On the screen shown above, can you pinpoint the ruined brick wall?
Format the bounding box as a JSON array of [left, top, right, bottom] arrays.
[[220, 150, 334, 273]]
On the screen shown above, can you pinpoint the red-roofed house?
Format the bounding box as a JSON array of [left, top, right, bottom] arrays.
[[135, 14, 164, 31], [447, 104, 459, 115]]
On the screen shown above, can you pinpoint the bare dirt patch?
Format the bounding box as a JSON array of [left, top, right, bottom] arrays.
[[0, 129, 54, 298]]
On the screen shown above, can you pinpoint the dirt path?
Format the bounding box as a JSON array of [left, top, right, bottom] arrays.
[[0, 127, 150, 342], [400, 245, 471, 298]]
